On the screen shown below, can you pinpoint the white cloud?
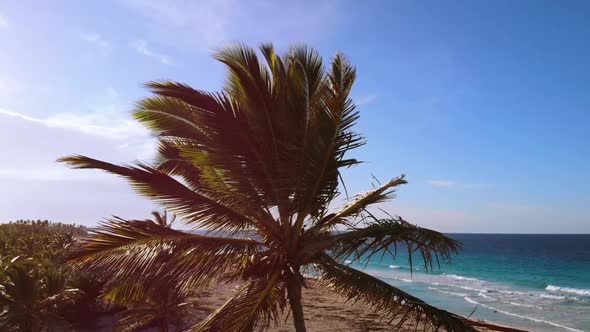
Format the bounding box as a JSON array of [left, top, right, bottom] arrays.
[[80, 32, 111, 50], [0, 106, 157, 184], [117, 139, 157, 161], [0, 107, 147, 140], [356, 94, 377, 106], [131, 40, 170, 64], [0, 107, 159, 225], [427, 180, 455, 187]]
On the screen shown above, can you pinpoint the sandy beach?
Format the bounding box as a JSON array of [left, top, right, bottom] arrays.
[[188, 280, 525, 332]]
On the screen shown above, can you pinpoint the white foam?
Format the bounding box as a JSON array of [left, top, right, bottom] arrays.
[[449, 284, 488, 293], [478, 292, 495, 300], [393, 277, 413, 283], [463, 297, 582, 332], [495, 289, 527, 296], [508, 302, 542, 309], [344, 260, 352, 265], [539, 293, 566, 300], [546, 285, 590, 296], [428, 287, 467, 297], [444, 273, 480, 282], [388, 265, 401, 269], [446, 284, 530, 298]]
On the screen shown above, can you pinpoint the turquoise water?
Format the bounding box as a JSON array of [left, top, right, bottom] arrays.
[[347, 234, 590, 331]]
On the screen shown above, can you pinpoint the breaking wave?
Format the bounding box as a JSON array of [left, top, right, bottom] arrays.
[[464, 297, 582, 332], [546, 285, 590, 296]]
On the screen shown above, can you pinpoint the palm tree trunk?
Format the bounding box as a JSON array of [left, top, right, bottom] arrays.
[[287, 280, 306, 332]]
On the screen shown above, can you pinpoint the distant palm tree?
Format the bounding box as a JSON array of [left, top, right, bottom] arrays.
[[146, 210, 177, 228], [105, 277, 193, 332], [60, 43, 473, 331], [103, 215, 195, 332]]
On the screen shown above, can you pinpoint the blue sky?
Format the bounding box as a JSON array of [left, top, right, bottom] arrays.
[[0, 0, 589, 233]]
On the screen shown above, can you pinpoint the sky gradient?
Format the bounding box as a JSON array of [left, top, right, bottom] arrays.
[[1, 0, 589, 233]]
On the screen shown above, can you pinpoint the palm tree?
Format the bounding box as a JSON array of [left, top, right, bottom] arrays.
[[104, 273, 195, 332], [60, 43, 474, 332], [146, 210, 177, 228], [103, 216, 196, 332]]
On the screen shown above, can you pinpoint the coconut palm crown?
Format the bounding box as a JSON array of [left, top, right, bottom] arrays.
[[59, 43, 474, 332]]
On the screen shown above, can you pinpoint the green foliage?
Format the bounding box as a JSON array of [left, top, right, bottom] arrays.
[[0, 220, 98, 331], [60, 43, 476, 332], [0, 218, 205, 331], [0, 220, 86, 272]]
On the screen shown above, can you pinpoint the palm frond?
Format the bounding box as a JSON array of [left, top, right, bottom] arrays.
[[215, 44, 291, 210], [304, 217, 461, 271], [103, 267, 194, 305], [153, 138, 276, 232], [135, 94, 258, 194], [107, 278, 193, 332], [58, 155, 279, 237], [259, 44, 287, 94], [310, 175, 407, 233], [291, 50, 363, 225], [114, 309, 157, 332], [187, 272, 285, 332], [316, 256, 475, 332], [103, 280, 150, 305], [69, 218, 262, 289], [136, 82, 284, 232]]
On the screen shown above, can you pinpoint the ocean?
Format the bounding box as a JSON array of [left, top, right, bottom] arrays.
[[346, 234, 590, 331]]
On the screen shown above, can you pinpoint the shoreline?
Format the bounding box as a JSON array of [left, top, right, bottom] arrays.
[[188, 280, 528, 331]]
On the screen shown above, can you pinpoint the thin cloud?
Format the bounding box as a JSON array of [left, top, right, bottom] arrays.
[[0, 107, 147, 140], [108, 87, 119, 99], [0, 14, 8, 29], [131, 40, 170, 64], [0, 77, 21, 101], [0, 167, 112, 182], [356, 94, 377, 106], [427, 180, 455, 187], [80, 32, 111, 50], [0, 107, 156, 182], [118, 0, 342, 50]]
